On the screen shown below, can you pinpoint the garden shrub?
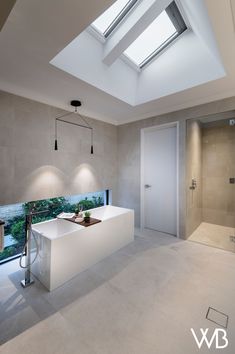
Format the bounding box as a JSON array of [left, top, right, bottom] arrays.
[[1, 193, 104, 261]]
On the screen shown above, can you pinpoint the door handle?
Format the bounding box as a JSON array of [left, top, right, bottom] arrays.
[[144, 184, 151, 189]]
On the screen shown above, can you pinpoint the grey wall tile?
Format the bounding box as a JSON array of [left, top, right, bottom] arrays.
[[117, 96, 235, 238], [0, 91, 118, 205]]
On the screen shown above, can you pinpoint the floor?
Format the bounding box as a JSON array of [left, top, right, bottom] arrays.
[[0, 228, 235, 354], [188, 222, 235, 253]]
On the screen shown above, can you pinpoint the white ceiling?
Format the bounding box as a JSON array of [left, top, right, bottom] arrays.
[[0, 0, 235, 125], [51, 0, 225, 106]]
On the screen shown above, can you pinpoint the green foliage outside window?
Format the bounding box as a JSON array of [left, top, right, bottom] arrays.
[[0, 193, 104, 262]]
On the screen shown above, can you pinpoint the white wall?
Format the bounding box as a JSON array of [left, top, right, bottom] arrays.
[[51, 31, 138, 105]]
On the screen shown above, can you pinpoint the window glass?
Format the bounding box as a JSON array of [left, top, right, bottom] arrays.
[[124, 10, 177, 66], [92, 0, 131, 34], [0, 191, 106, 263]]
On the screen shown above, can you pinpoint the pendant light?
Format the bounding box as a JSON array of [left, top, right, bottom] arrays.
[[54, 100, 94, 154]]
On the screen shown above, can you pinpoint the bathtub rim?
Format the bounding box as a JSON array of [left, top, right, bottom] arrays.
[[32, 205, 134, 241]]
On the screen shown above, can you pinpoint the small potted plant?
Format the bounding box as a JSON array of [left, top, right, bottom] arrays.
[[84, 211, 91, 223]]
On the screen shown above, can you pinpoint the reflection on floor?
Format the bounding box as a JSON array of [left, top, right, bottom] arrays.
[[188, 222, 235, 253], [0, 228, 235, 353]]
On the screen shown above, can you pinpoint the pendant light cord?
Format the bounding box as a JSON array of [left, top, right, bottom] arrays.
[[54, 107, 94, 153]]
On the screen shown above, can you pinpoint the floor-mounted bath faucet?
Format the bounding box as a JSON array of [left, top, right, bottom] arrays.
[[20, 206, 49, 288]]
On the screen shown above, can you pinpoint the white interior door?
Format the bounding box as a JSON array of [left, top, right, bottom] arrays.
[[142, 125, 177, 235]]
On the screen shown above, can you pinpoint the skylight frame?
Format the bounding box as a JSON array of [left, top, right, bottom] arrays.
[[92, 0, 139, 38], [105, 0, 138, 37], [125, 1, 187, 69]]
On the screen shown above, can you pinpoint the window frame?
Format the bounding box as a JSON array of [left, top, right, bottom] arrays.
[[90, 0, 187, 70], [138, 1, 187, 69], [92, 0, 139, 38]]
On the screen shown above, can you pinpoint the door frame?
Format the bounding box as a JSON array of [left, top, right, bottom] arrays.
[[140, 121, 180, 237]]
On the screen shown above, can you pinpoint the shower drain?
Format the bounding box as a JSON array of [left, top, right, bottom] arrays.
[[206, 307, 229, 329], [229, 236, 235, 243]]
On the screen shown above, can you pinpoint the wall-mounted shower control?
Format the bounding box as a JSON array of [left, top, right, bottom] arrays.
[[229, 119, 235, 126], [229, 178, 235, 184], [189, 178, 197, 190]]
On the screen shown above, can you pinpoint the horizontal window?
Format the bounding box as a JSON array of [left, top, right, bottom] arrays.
[[0, 191, 108, 264]]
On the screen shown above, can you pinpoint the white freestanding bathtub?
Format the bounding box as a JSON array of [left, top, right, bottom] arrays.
[[31, 205, 134, 291]]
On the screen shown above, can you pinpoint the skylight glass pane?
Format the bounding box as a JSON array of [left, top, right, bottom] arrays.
[[92, 0, 130, 34], [124, 10, 177, 66]]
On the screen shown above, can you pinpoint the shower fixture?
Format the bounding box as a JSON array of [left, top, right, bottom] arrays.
[[54, 100, 94, 154], [229, 119, 235, 126], [189, 178, 197, 190]]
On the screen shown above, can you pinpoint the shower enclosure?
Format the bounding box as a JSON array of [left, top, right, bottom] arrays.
[[186, 111, 235, 252]]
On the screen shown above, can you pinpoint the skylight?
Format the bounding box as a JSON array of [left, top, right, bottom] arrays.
[[92, 0, 138, 38], [125, 11, 176, 66], [90, 0, 187, 69], [124, 1, 187, 68]]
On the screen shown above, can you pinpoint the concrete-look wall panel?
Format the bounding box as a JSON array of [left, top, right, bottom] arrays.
[[2, 89, 235, 238], [202, 122, 235, 227], [186, 120, 202, 237], [0, 146, 15, 203], [117, 96, 235, 239], [0, 91, 118, 205]]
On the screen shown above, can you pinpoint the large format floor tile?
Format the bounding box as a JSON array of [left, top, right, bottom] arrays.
[[0, 229, 235, 353], [188, 222, 235, 253]]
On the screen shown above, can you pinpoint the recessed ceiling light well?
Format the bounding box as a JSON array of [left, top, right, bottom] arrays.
[[91, 0, 187, 69], [51, 0, 225, 106]]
